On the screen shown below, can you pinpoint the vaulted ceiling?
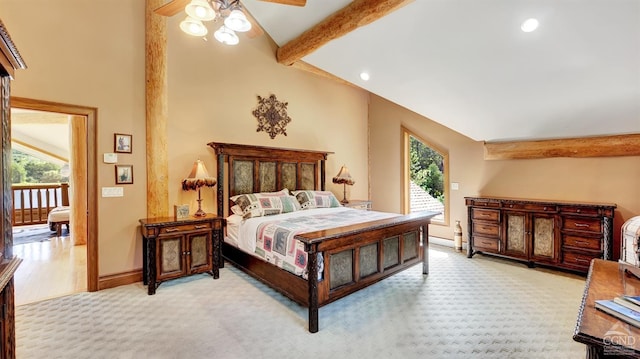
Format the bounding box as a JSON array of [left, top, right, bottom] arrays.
[[11, 109, 69, 165], [241, 0, 640, 142]]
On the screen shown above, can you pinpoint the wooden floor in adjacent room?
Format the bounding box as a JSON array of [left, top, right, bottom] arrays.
[[13, 234, 87, 306]]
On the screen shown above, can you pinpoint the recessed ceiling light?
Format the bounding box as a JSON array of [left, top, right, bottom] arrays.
[[521, 18, 539, 33], [360, 72, 370, 81]]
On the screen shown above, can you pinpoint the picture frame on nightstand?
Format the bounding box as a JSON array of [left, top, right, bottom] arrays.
[[174, 204, 190, 219]]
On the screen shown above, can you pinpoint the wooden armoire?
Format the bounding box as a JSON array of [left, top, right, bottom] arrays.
[[0, 19, 26, 358]]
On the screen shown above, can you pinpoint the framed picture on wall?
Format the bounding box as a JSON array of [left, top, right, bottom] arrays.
[[115, 165, 133, 184], [114, 133, 132, 153]]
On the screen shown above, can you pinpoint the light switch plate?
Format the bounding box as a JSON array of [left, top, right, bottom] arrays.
[[451, 182, 459, 190], [102, 187, 124, 197], [103, 153, 118, 163]]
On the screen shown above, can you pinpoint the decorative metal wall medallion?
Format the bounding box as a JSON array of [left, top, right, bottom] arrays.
[[253, 94, 291, 139]]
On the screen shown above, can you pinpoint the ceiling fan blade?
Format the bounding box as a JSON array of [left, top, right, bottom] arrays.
[[257, 0, 306, 6], [154, 0, 190, 17]]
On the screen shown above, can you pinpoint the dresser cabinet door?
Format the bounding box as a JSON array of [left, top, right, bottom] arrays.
[[504, 212, 527, 258], [530, 214, 556, 262]]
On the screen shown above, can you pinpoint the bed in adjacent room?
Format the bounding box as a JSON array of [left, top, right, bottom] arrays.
[[208, 142, 439, 332]]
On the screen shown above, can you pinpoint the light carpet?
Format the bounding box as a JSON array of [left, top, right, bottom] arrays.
[[16, 245, 587, 359]]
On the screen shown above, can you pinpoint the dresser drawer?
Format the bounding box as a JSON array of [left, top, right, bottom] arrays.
[[472, 208, 499, 222], [562, 251, 597, 270], [473, 222, 500, 237], [559, 206, 600, 217], [473, 236, 499, 252], [504, 203, 556, 212], [562, 234, 601, 251], [160, 222, 212, 234], [563, 217, 601, 233]]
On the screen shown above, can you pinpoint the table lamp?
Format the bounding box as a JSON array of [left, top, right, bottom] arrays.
[[181, 159, 217, 217], [332, 164, 355, 204]]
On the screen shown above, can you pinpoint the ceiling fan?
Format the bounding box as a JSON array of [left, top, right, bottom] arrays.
[[155, 0, 306, 44]]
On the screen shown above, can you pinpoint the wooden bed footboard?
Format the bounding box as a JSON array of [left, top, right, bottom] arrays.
[[223, 211, 437, 333], [297, 211, 436, 332]]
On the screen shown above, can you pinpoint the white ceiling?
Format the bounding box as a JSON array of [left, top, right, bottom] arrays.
[[242, 0, 640, 142], [11, 109, 70, 165]]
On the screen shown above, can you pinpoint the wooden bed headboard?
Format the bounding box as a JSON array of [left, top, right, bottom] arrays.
[[207, 142, 333, 216]]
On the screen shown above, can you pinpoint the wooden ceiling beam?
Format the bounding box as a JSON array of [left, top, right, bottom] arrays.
[[484, 133, 640, 160], [276, 0, 414, 66]]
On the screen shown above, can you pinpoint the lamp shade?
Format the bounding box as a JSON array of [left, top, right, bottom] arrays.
[[180, 16, 208, 37], [332, 165, 355, 185], [185, 0, 217, 21], [182, 160, 217, 190], [214, 25, 239, 45], [224, 9, 252, 32]]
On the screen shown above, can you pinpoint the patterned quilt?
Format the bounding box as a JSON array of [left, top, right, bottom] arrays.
[[239, 208, 398, 279]]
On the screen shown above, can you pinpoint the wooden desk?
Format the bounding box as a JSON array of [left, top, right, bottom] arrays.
[[573, 259, 640, 358]]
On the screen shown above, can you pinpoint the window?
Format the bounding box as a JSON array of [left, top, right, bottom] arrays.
[[402, 128, 448, 224]]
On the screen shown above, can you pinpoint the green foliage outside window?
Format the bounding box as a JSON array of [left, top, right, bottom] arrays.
[[11, 149, 67, 184], [409, 136, 444, 203]]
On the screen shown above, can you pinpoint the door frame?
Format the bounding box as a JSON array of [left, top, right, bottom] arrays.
[[10, 97, 98, 292]]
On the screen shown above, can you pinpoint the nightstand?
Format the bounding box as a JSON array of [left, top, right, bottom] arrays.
[[342, 200, 372, 210], [139, 214, 224, 295]]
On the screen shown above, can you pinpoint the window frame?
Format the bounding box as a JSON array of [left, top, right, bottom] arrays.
[[401, 126, 450, 226]]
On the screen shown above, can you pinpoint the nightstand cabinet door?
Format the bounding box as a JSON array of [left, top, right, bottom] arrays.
[[187, 231, 212, 274], [157, 235, 186, 281]]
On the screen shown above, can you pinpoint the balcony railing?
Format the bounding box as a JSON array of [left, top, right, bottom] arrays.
[[11, 183, 69, 227]]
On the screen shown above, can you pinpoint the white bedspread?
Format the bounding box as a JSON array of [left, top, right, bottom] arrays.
[[226, 207, 399, 278]]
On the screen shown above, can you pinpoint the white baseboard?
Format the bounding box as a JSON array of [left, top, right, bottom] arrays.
[[429, 236, 467, 250]]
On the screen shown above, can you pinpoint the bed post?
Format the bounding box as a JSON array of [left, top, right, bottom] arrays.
[[216, 153, 224, 217], [306, 243, 319, 333], [216, 152, 225, 269], [320, 158, 326, 191], [422, 225, 429, 275]]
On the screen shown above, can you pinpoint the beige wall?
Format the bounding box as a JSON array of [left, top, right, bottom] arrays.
[[369, 94, 640, 255], [369, 95, 484, 240], [1, 1, 369, 277]]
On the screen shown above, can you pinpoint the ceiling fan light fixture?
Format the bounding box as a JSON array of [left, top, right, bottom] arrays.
[[185, 0, 217, 21], [224, 9, 252, 32], [214, 25, 240, 45], [180, 16, 208, 37]]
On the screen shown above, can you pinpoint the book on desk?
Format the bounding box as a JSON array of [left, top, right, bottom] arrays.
[[595, 297, 640, 328]]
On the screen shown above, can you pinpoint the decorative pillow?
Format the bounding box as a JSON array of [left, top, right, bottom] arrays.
[[230, 189, 300, 219], [230, 205, 243, 216], [292, 190, 341, 209]]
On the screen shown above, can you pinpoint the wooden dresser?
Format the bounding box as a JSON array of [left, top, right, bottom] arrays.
[[465, 196, 616, 273]]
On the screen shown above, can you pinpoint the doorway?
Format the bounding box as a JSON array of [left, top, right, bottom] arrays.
[[10, 97, 98, 305]]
